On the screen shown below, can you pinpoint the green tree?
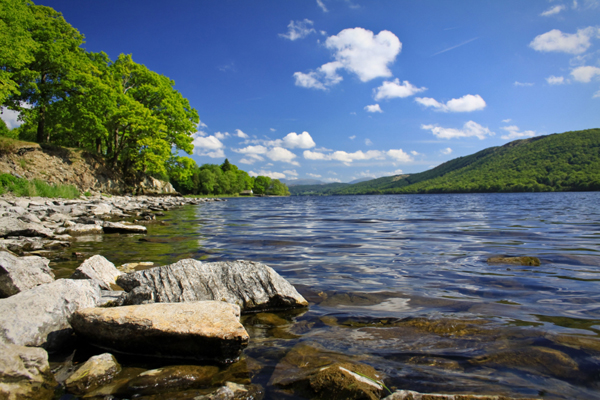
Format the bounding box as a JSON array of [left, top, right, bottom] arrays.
[[268, 179, 290, 196], [253, 176, 272, 195], [0, 0, 38, 104]]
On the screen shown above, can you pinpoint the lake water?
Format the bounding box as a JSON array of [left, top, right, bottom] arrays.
[[56, 192, 600, 399]]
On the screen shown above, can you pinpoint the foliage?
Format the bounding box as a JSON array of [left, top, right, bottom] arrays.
[[0, 173, 79, 198], [333, 129, 600, 195]]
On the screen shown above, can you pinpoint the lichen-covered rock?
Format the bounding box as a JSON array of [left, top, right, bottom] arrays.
[[65, 353, 121, 395], [70, 301, 249, 363], [0, 279, 101, 350], [0, 341, 57, 400], [116, 259, 308, 312], [0, 251, 54, 297], [70, 255, 123, 290]]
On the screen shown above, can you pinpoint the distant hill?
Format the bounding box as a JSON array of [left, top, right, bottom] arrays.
[[297, 128, 600, 196], [288, 182, 350, 196], [348, 177, 372, 184]]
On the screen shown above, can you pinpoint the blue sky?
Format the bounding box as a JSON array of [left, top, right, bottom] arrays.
[[4, 0, 600, 182]]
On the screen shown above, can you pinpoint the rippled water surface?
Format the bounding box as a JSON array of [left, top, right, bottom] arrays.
[[58, 193, 600, 399]]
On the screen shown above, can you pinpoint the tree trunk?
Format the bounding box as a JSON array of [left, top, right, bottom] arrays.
[[36, 104, 46, 143]]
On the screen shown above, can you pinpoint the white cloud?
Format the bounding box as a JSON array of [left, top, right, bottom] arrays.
[[214, 131, 230, 140], [386, 149, 414, 163], [529, 27, 599, 54], [307, 173, 322, 178], [364, 104, 383, 113], [349, 135, 356, 140], [248, 170, 286, 179], [421, 121, 494, 140], [415, 94, 486, 112], [541, 4, 566, 16], [571, 65, 600, 82], [304, 149, 385, 165], [235, 129, 249, 139], [373, 79, 427, 100], [410, 150, 420, 156], [514, 81, 534, 87], [294, 27, 401, 89], [500, 125, 537, 140], [198, 120, 208, 129], [316, 0, 328, 12], [0, 108, 23, 129], [281, 131, 316, 149], [594, 89, 600, 97], [325, 178, 342, 183], [266, 147, 299, 165], [239, 158, 257, 165], [284, 169, 298, 176], [270, 128, 276, 132], [193, 134, 226, 158], [365, 138, 373, 146], [441, 147, 453, 155], [502, 119, 512, 123], [546, 75, 566, 85], [280, 19, 316, 41]]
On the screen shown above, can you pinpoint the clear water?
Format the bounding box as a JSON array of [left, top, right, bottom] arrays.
[[56, 192, 600, 399]]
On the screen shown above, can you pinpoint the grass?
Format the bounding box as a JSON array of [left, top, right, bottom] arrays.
[[0, 173, 80, 199]]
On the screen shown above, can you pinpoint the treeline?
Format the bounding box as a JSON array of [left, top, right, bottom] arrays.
[[171, 159, 289, 196], [0, 0, 287, 196]]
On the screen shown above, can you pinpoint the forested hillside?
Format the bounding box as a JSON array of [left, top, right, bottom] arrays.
[[0, 0, 288, 196], [293, 129, 600, 195]]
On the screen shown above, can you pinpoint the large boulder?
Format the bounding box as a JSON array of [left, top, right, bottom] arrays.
[[0, 341, 57, 400], [0, 251, 54, 297], [70, 301, 249, 363], [0, 217, 53, 238], [0, 279, 101, 350], [70, 255, 123, 290], [116, 259, 308, 312]]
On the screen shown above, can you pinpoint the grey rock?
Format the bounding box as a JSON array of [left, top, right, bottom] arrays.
[[18, 213, 42, 224], [0, 279, 101, 350], [117, 259, 308, 312], [102, 221, 147, 234], [70, 255, 123, 290], [90, 203, 112, 216], [98, 290, 126, 307], [0, 251, 54, 297], [63, 223, 103, 236], [0, 217, 53, 238], [70, 301, 249, 363], [0, 341, 57, 400], [65, 353, 121, 395]]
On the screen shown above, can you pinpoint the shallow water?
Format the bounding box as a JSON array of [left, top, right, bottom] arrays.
[[55, 192, 600, 399]]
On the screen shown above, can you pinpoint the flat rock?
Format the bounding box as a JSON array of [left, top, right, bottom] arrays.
[[70, 255, 123, 290], [0, 279, 101, 350], [102, 221, 147, 234], [116, 259, 308, 312], [70, 301, 249, 363], [0, 217, 53, 238], [0, 251, 54, 297], [65, 353, 121, 395], [0, 341, 57, 400], [63, 223, 103, 236]]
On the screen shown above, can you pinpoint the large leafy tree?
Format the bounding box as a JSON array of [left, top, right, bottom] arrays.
[[0, 0, 38, 104]]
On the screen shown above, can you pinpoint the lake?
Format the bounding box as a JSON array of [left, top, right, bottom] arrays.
[[56, 192, 600, 399]]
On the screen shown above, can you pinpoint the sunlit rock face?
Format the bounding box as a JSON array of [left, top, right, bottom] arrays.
[[69, 301, 249, 363]]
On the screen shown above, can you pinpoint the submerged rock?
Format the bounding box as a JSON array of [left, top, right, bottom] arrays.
[[0, 251, 54, 297], [65, 353, 121, 395], [116, 259, 308, 312], [70, 301, 249, 363], [70, 255, 123, 290], [126, 365, 220, 395], [383, 391, 540, 399], [270, 342, 385, 400], [0, 341, 57, 400], [0, 279, 101, 350], [487, 256, 541, 266], [102, 221, 147, 234]]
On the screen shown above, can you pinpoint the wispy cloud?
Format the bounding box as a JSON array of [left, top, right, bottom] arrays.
[[431, 37, 478, 57]]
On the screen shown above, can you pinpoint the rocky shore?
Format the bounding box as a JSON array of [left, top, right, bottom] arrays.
[[0, 195, 543, 399]]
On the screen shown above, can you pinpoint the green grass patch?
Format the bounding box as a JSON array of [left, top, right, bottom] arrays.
[[0, 173, 80, 199]]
